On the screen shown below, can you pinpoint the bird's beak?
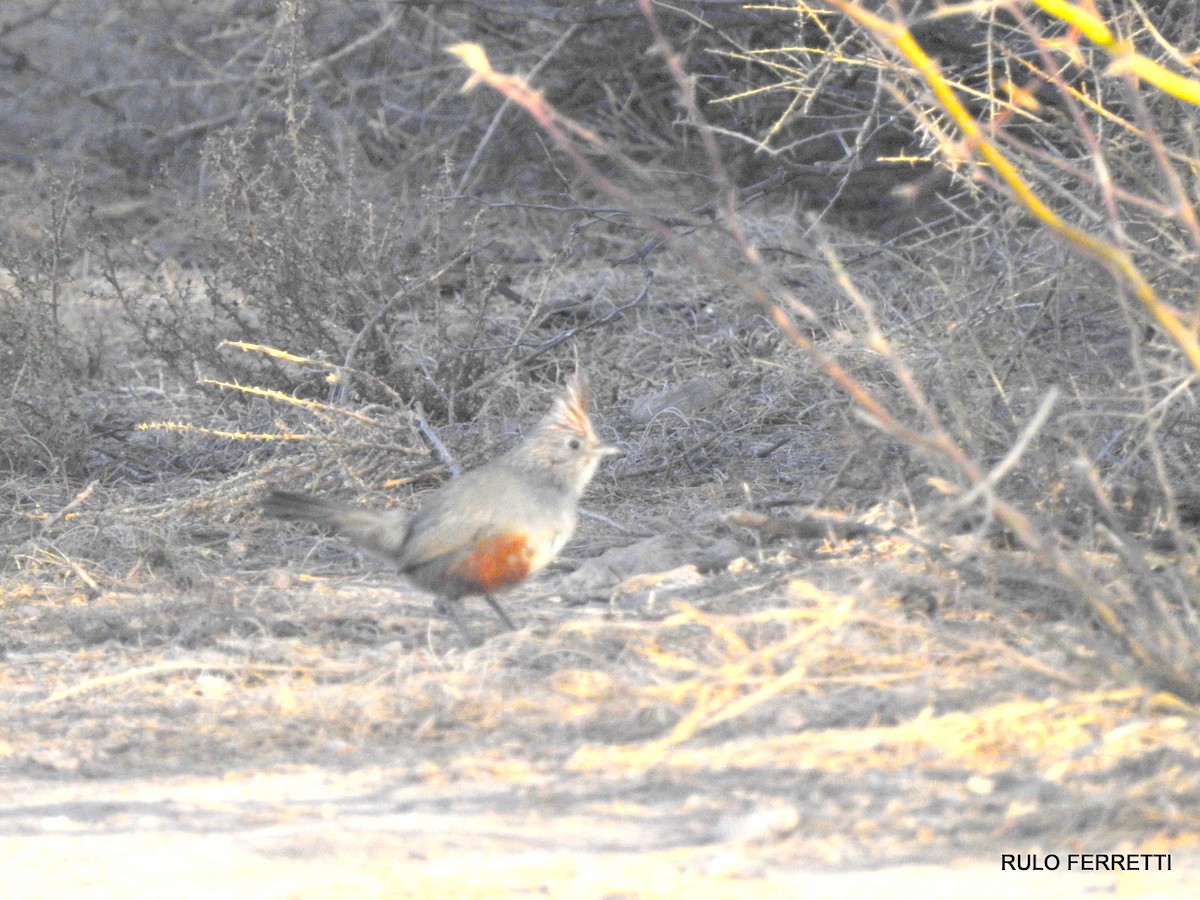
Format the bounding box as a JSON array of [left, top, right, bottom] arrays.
[[595, 445, 623, 458]]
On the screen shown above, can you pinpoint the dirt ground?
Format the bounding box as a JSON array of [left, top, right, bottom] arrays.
[[6, 538, 1200, 896], [7, 765, 1197, 898]]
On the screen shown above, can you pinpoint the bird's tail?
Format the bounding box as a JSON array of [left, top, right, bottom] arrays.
[[261, 490, 410, 559]]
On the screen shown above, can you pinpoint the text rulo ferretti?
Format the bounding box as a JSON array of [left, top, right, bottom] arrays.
[[1001, 853, 1171, 872]]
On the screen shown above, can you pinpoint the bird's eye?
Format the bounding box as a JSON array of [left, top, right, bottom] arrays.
[[567, 437, 582, 450]]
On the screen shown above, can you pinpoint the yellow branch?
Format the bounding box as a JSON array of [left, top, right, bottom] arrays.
[[1032, 0, 1200, 105], [825, 0, 1200, 375]]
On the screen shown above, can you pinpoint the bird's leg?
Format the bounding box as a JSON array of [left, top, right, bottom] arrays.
[[434, 597, 479, 647], [482, 594, 516, 631]]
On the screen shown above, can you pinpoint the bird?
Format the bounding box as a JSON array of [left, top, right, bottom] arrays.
[[261, 375, 620, 645]]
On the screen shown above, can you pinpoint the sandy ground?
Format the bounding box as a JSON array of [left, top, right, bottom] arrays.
[[7, 765, 1196, 898]]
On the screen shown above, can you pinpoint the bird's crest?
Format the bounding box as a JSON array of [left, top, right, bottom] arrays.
[[539, 374, 595, 442]]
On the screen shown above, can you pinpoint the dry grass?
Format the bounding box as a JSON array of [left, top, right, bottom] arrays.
[[6, 201, 1199, 868], [6, 521, 1199, 866]]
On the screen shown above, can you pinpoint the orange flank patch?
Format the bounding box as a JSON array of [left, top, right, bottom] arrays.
[[459, 533, 534, 592]]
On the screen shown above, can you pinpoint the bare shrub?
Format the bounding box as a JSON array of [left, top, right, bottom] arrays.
[[446, 0, 1200, 700], [0, 169, 99, 477]]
